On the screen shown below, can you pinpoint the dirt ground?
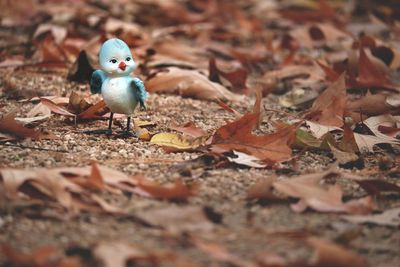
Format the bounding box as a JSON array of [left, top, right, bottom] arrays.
[[1, 68, 399, 267], [1, 1, 400, 267]]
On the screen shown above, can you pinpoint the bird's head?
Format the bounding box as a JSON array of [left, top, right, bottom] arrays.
[[99, 38, 136, 77]]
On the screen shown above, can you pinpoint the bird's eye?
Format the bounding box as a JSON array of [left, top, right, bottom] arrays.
[[126, 57, 131, 61], [110, 59, 117, 64]]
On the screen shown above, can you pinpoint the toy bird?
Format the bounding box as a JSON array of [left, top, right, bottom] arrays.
[[90, 38, 148, 137]]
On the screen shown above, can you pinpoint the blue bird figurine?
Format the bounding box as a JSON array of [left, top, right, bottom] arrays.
[[90, 38, 148, 137]]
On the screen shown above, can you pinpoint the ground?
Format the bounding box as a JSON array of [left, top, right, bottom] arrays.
[[0, 1, 400, 267]]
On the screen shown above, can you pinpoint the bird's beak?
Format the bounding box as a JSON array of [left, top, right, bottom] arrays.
[[118, 62, 126, 71]]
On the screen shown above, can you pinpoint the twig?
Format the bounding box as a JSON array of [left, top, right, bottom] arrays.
[[0, 143, 69, 153]]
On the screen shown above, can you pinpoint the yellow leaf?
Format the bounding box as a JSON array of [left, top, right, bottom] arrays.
[[150, 132, 204, 152], [135, 126, 152, 141]]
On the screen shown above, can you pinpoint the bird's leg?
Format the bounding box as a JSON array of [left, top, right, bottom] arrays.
[[126, 116, 131, 133], [107, 112, 114, 135], [122, 116, 137, 137]]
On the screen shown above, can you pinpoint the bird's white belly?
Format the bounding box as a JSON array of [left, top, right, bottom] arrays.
[[101, 78, 138, 114]]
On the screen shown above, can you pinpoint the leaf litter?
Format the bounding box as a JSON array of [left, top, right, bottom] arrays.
[[1, 0, 400, 266]]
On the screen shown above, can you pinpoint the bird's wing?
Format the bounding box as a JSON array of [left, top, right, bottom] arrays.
[[90, 70, 107, 94], [130, 77, 149, 109]]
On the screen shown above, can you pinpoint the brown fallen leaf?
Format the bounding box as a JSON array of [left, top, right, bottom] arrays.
[[211, 112, 297, 165], [0, 163, 144, 214], [40, 92, 108, 121], [307, 237, 367, 267], [137, 206, 215, 234], [145, 67, 245, 102], [136, 177, 200, 200], [353, 48, 399, 91], [93, 241, 169, 267], [341, 207, 400, 227], [280, 0, 337, 23], [272, 170, 376, 214], [246, 176, 282, 201], [1, 245, 84, 267], [169, 121, 207, 138], [0, 111, 56, 141], [355, 179, 400, 196], [346, 92, 400, 119], [191, 238, 256, 267], [208, 58, 248, 93], [305, 73, 347, 127]]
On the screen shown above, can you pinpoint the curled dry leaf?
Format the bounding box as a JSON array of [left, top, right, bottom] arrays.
[[355, 179, 400, 196], [260, 64, 326, 91], [289, 23, 351, 49], [354, 48, 400, 91], [272, 170, 376, 214], [150, 132, 209, 152], [0, 163, 163, 215], [137, 206, 215, 234], [211, 112, 297, 165], [352, 115, 400, 152], [0, 111, 56, 141], [305, 73, 347, 127], [346, 92, 400, 119], [145, 67, 245, 102], [40, 92, 109, 120], [307, 237, 367, 267], [208, 58, 248, 93], [341, 207, 400, 227], [136, 177, 200, 200], [191, 238, 256, 267], [1, 245, 84, 267], [305, 120, 342, 139], [279, 88, 318, 109], [169, 121, 207, 138], [246, 176, 281, 201], [94, 241, 166, 267]]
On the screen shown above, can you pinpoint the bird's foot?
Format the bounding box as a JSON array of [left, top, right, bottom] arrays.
[[83, 129, 112, 135]]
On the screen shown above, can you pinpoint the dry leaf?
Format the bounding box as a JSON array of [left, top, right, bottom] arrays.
[[40, 93, 108, 120], [305, 73, 347, 127], [273, 170, 375, 214], [93, 241, 161, 267], [150, 132, 207, 152], [136, 177, 199, 200], [0, 111, 56, 141], [137, 206, 215, 234], [305, 120, 342, 139], [354, 48, 399, 91], [246, 176, 281, 200], [346, 93, 400, 118], [307, 237, 367, 267], [0, 163, 145, 214], [211, 112, 297, 165], [1, 245, 84, 267], [145, 67, 245, 102], [353, 132, 400, 153], [169, 121, 207, 138], [226, 150, 269, 168], [208, 58, 248, 93], [355, 179, 400, 196], [191, 237, 256, 267], [341, 207, 400, 227]]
